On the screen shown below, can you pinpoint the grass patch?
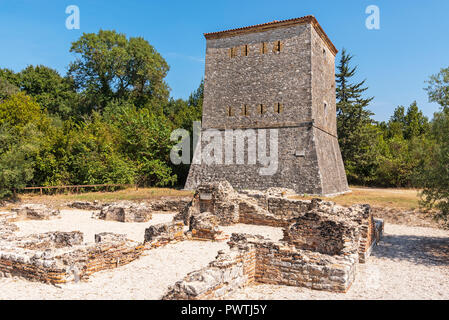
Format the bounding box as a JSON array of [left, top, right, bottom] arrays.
[[17, 187, 193, 204], [292, 186, 422, 211], [8, 186, 422, 212]]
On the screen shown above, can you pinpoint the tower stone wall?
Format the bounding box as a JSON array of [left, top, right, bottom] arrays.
[[185, 16, 349, 195]]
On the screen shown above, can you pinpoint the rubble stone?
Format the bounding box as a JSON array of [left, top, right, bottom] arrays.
[[95, 201, 152, 223], [68, 201, 102, 210], [189, 212, 225, 241], [12, 204, 60, 221], [163, 181, 385, 299], [144, 222, 186, 248], [0, 218, 144, 284]]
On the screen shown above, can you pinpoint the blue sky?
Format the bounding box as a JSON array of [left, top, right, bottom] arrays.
[[0, 0, 448, 121]]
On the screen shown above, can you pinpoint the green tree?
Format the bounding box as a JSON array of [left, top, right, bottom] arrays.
[[0, 92, 48, 130], [68, 30, 169, 113], [336, 49, 377, 184], [65, 113, 136, 185], [375, 102, 432, 187], [19, 65, 77, 118], [0, 92, 51, 197], [0, 124, 41, 198], [420, 67, 449, 224], [166, 81, 204, 186], [0, 78, 19, 101], [0, 68, 20, 87], [106, 103, 177, 187], [419, 109, 449, 225], [425, 67, 449, 109], [387, 102, 430, 140]]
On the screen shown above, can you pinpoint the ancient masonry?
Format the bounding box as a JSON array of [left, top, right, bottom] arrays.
[[0, 183, 383, 297], [164, 181, 384, 298], [185, 16, 349, 195]]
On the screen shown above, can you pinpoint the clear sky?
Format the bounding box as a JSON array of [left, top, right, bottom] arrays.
[[0, 0, 448, 121]]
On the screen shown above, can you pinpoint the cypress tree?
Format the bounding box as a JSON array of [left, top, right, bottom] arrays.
[[336, 48, 378, 185]]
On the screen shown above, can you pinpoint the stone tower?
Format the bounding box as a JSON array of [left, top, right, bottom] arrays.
[[185, 16, 349, 196]]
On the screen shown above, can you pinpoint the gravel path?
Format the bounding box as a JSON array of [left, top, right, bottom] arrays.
[[227, 224, 449, 300], [1, 210, 448, 300]]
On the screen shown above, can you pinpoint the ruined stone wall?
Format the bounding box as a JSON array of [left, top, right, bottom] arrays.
[[0, 229, 144, 284], [144, 221, 186, 248], [96, 202, 152, 223], [282, 211, 360, 256], [266, 197, 310, 218], [238, 200, 288, 227], [163, 232, 358, 299], [163, 247, 256, 300], [149, 197, 192, 212], [253, 242, 357, 293]]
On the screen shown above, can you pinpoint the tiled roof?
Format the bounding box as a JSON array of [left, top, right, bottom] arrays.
[[204, 15, 338, 56]]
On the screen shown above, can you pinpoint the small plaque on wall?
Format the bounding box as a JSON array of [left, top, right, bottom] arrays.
[[200, 193, 212, 200]]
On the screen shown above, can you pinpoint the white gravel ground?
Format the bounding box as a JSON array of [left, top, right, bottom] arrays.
[[1, 210, 448, 300]]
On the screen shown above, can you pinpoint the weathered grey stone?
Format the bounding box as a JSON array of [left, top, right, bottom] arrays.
[[144, 222, 185, 243], [95, 201, 152, 223], [12, 204, 60, 221], [185, 16, 349, 196], [68, 201, 102, 210]]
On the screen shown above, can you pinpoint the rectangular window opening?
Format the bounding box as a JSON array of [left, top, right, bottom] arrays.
[[261, 42, 268, 54], [242, 104, 250, 116], [274, 40, 281, 53], [275, 103, 283, 114], [229, 47, 237, 58]]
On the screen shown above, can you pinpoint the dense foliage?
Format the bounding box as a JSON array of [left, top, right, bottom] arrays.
[[336, 49, 435, 188], [0, 30, 202, 198], [419, 67, 449, 224]]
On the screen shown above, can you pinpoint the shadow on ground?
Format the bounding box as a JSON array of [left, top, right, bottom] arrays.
[[372, 233, 449, 267]]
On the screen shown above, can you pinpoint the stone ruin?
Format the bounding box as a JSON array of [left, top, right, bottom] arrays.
[[0, 181, 383, 296], [93, 201, 153, 223], [0, 217, 144, 283], [163, 181, 384, 298], [69, 197, 191, 223], [11, 204, 61, 221], [68, 201, 103, 210]]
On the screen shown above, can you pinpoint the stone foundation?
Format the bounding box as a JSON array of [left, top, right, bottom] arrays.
[[176, 181, 383, 263], [0, 223, 144, 284], [11, 204, 60, 221], [163, 233, 358, 299], [68, 201, 102, 210], [164, 181, 384, 299], [144, 221, 187, 248], [94, 201, 152, 223]]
